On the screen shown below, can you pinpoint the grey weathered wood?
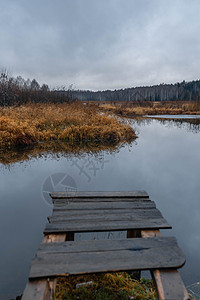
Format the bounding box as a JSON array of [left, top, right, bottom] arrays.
[[22, 280, 51, 300], [152, 270, 189, 300], [49, 209, 163, 223], [50, 191, 149, 199], [44, 218, 171, 234], [22, 234, 66, 300], [141, 230, 189, 300], [53, 201, 156, 211], [37, 237, 178, 254], [52, 208, 156, 218], [23, 190, 188, 299], [29, 237, 185, 279], [53, 197, 150, 204]]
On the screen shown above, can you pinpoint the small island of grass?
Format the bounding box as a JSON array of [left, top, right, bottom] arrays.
[[0, 101, 137, 149]]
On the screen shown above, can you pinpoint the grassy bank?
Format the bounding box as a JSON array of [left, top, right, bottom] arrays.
[[99, 101, 200, 117], [0, 102, 136, 149], [55, 273, 156, 300]]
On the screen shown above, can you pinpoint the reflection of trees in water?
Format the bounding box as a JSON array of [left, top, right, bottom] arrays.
[[0, 140, 134, 166], [134, 117, 200, 134], [160, 118, 200, 134], [132, 117, 153, 127]]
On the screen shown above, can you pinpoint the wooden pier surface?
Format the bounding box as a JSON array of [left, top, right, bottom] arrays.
[[23, 191, 189, 300]]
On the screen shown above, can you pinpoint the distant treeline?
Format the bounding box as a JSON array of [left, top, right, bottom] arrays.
[[71, 80, 200, 102], [1, 71, 200, 106], [0, 71, 71, 106]]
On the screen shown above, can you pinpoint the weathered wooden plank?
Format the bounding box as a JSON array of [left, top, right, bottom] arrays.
[[50, 191, 149, 199], [141, 230, 189, 300], [44, 218, 171, 234], [49, 209, 163, 223], [52, 208, 156, 217], [53, 197, 150, 204], [22, 234, 66, 300], [29, 237, 185, 279], [37, 237, 179, 254], [53, 201, 156, 211], [48, 214, 162, 224]]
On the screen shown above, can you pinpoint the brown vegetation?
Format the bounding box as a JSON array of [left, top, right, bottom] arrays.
[[0, 102, 136, 149], [100, 101, 200, 117]]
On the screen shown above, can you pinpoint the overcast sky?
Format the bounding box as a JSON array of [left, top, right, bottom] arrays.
[[0, 0, 200, 90]]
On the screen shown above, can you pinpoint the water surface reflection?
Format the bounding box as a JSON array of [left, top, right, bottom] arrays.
[[0, 117, 200, 299]]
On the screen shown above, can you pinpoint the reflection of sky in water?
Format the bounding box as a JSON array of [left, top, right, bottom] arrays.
[[145, 114, 200, 119], [0, 118, 200, 298]]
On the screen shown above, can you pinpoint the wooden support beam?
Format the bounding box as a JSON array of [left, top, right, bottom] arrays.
[[141, 230, 189, 300], [22, 279, 52, 300], [22, 234, 66, 300]]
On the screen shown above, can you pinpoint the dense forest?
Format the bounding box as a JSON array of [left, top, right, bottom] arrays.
[[1, 70, 200, 106], [71, 80, 200, 102]]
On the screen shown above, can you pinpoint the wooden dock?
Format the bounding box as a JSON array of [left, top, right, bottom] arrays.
[[22, 191, 189, 300]]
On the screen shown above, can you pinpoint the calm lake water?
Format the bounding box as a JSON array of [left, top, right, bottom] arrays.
[[0, 117, 200, 299]]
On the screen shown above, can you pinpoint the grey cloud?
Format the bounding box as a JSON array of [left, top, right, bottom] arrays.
[[0, 0, 200, 90]]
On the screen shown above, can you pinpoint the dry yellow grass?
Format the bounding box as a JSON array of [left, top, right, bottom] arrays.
[[100, 101, 200, 117], [0, 102, 136, 148]]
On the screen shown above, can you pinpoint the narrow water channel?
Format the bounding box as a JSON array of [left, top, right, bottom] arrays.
[[0, 117, 200, 299]]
